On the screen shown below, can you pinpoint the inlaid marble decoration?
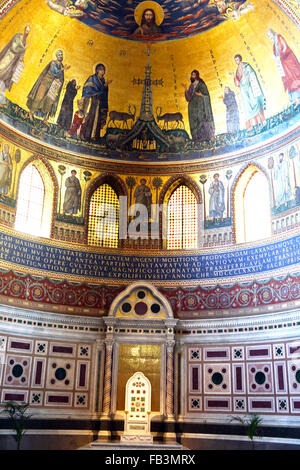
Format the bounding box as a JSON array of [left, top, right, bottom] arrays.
[[186, 340, 300, 415], [0, 332, 93, 410]]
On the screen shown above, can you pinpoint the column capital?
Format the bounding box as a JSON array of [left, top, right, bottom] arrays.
[[95, 339, 104, 351], [166, 339, 175, 351], [175, 341, 184, 353], [104, 337, 115, 349], [103, 317, 117, 328]]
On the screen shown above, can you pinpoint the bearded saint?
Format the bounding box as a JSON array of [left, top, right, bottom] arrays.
[[267, 29, 300, 104], [134, 9, 161, 36], [26, 50, 70, 123], [183, 69, 215, 143], [0, 26, 30, 93]]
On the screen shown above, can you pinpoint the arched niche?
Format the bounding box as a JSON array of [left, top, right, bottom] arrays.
[[15, 155, 57, 238], [108, 281, 174, 320], [159, 175, 202, 250], [84, 173, 127, 247], [233, 164, 272, 244], [103, 283, 176, 420]]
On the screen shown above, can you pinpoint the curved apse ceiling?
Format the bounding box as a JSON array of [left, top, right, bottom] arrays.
[[46, 0, 250, 42], [0, 0, 299, 163]]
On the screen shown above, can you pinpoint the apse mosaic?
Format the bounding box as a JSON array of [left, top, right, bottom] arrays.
[[45, 0, 251, 42], [0, 0, 299, 161]]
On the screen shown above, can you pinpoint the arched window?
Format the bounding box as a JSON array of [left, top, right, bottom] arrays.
[[234, 167, 272, 243], [15, 164, 50, 237], [88, 183, 119, 247], [167, 185, 198, 249]]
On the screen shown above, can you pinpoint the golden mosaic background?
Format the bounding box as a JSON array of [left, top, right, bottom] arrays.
[[0, 0, 298, 137], [117, 344, 161, 412]]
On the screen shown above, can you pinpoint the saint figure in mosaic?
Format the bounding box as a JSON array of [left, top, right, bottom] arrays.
[[267, 29, 300, 104], [27, 50, 70, 124], [182, 69, 215, 143], [0, 26, 30, 94], [0, 144, 13, 196], [63, 169, 82, 215], [208, 173, 225, 222]]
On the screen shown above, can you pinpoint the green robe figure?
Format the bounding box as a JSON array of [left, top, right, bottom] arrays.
[[183, 69, 215, 143], [27, 50, 70, 124]]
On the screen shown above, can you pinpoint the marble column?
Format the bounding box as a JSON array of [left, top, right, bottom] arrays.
[[166, 338, 175, 418], [102, 338, 114, 415], [174, 341, 184, 417]]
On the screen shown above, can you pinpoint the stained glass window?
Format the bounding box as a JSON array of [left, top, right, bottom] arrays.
[[15, 165, 45, 237], [88, 184, 119, 247], [167, 185, 198, 249]]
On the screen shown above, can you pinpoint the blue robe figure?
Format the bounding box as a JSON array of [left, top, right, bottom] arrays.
[[80, 63, 109, 142], [209, 174, 225, 222], [223, 86, 240, 133]]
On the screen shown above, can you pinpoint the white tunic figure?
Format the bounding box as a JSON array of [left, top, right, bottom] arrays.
[[274, 153, 292, 208]]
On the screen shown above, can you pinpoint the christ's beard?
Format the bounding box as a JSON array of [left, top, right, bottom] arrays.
[[190, 77, 195, 83]]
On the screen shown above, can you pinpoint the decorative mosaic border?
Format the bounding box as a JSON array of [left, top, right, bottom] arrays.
[[272, 0, 300, 26], [0, 120, 299, 175], [0, 269, 299, 317], [177, 318, 300, 337], [0, 0, 20, 18]]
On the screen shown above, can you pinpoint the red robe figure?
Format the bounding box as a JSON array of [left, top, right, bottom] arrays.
[[68, 99, 85, 137], [267, 29, 300, 103]]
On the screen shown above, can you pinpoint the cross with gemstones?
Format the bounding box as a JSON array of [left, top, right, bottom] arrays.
[[132, 45, 164, 86]]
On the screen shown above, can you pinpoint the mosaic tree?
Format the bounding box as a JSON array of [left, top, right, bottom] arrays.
[[268, 156, 275, 207], [152, 177, 163, 221], [289, 146, 297, 189], [152, 177, 163, 204], [58, 165, 66, 214], [225, 169, 232, 219], [126, 176, 136, 215], [82, 170, 92, 217], [199, 174, 207, 221], [13, 148, 21, 198]]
